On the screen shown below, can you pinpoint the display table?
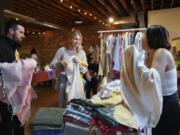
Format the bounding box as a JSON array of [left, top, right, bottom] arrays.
[[32, 70, 57, 86]]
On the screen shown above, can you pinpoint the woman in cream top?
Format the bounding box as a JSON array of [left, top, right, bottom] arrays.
[[142, 25, 180, 135]]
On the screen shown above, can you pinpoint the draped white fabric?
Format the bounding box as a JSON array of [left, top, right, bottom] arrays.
[[120, 45, 163, 130], [65, 57, 85, 101]]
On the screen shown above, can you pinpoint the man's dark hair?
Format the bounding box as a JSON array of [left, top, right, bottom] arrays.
[[5, 20, 21, 34], [146, 25, 171, 50]]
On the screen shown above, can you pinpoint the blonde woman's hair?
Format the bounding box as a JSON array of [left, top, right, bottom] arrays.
[[67, 28, 82, 46]]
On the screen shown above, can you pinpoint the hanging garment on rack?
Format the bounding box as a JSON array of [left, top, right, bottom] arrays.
[[105, 36, 112, 77], [121, 45, 163, 130], [106, 34, 114, 55], [113, 35, 122, 72], [123, 32, 130, 49], [98, 29, 145, 80], [98, 35, 111, 77], [134, 32, 144, 52], [98, 34, 105, 76]]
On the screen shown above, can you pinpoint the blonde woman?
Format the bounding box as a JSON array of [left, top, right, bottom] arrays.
[[50, 29, 87, 107]]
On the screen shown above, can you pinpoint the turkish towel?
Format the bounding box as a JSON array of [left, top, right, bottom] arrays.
[[64, 122, 90, 135], [91, 92, 137, 129], [65, 58, 85, 101], [121, 45, 163, 130], [0, 58, 37, 124], [30, 107, 65, 129]]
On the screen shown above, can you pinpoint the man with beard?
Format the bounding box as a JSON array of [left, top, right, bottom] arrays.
[[0, 20, 25, 135]]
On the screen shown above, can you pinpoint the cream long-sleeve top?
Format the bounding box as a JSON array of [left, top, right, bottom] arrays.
[[50, 47, 76, 74]]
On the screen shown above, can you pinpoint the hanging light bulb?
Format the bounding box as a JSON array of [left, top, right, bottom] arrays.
[[108, 17, 114, 23]]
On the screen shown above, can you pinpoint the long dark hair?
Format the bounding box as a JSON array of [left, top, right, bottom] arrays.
[[146, 25, 171, 50]]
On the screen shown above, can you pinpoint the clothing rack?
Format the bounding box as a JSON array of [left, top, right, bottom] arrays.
[[97, 28, 146, 33]]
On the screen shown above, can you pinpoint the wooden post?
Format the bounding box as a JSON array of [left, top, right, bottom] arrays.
[[0, 0, 5, 36]]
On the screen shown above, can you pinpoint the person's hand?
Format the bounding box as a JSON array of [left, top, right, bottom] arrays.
[[72, 56, 80, 64], [60, 59, 67, 68]]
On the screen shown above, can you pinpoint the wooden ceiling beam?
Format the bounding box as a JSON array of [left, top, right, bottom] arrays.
[[51, 0, 96, 25], [10, 6, 69, 28], [11, 0, 74, 24], [109, 0, 127, 16], [62, 0, 99, 24], [86, 0, 111, 17], [97, 0, 119, 17], [151, 0, 154, 10], [170, 0, 175, 8], [35, 0, 95, 24], [140, 0, 145, 10], [118, 0, 131, 15], [161, 0, 164, 8], [29, 0, 95, 25], [72, 0, 107, 19], [29, 0, 76, 20], [9, 1, 68, 25], [130, 0, 138, 12]]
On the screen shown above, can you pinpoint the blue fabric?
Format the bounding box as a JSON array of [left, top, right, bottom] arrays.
[[32, 130, 63, 135], [48, 70, 56, 79]]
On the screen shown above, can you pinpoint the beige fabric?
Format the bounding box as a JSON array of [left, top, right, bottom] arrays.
[[91, 91, 138, 129], [91, 92, 122, 106], [114, 104, 138, 129], [90, 79, 138, 129]]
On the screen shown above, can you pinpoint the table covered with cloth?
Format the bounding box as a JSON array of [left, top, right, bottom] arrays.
[[32, 70, 57, 85]]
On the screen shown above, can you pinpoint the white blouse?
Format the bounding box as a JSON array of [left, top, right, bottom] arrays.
[[161, 67, 177, 96]]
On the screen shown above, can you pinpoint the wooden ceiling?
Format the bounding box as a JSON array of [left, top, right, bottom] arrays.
[[3, 0, 180, 30]]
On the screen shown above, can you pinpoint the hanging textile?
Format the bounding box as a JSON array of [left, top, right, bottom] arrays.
[[98, 29, 145, 80]]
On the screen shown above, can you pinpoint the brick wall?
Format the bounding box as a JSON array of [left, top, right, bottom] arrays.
[[20, 25, 103, 66]]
